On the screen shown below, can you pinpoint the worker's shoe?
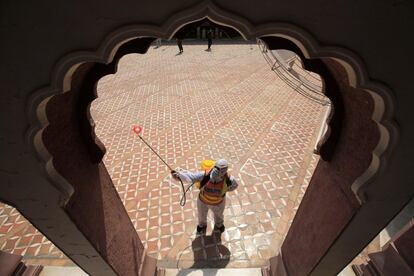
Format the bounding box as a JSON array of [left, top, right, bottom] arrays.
[[213, 224, 225, 233], [196, 225, 207, 234]]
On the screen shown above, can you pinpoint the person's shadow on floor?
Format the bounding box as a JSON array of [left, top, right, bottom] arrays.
[[177, 231, 230, 276]]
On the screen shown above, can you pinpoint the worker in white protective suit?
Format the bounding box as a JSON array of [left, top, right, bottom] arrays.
[[171, 159, 238, 234]]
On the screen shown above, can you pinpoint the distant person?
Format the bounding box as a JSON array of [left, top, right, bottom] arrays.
[[206, 29, 213, 51], [177, 38, 183, 54]]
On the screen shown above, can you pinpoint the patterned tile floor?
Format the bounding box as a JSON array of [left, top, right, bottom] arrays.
[[0, 43, 327, 268]]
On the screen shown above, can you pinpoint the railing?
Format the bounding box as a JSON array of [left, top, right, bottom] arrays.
[[257, 39, 330, 106], [257, 39, 332, 154]]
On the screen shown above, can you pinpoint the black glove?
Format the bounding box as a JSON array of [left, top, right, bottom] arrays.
[[171, 170, 181, 181]]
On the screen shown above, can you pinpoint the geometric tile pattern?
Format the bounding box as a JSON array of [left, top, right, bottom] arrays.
[[0, 204, 69, 266], [93, 44, 327, 266], [0, 43, 327, 268]]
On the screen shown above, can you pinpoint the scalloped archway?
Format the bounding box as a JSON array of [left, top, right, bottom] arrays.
[[24, 2, 397, 275]]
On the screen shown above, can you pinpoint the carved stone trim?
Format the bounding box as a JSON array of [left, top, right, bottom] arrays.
[[25, 0, 396, 213]]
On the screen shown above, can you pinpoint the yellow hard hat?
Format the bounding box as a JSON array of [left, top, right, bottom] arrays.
[[200, 159, 215, 170]]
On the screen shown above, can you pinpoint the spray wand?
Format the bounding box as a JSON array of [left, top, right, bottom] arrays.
[[132, 125, 192, 206]]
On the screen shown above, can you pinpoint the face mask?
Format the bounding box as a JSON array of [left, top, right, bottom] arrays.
[[210, 167, 227, 182]]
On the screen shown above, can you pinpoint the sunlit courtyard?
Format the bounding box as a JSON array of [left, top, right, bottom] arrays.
[[1, 42, 327, 269]]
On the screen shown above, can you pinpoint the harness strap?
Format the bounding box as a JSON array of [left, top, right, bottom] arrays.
[[200, 172, 210, 189]]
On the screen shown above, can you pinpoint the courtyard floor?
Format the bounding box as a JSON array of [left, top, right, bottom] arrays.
[[0, 42, 326, 268]]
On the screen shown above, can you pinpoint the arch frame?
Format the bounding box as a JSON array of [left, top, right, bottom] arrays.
[[22, 1, 399, 275], [26, 0, 397, 205]]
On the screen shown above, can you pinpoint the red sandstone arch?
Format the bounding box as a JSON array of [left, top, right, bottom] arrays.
[[24, 2, 397, 275]]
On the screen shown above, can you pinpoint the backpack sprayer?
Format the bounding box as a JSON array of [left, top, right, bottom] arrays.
[[132, 125, 194, 206]]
